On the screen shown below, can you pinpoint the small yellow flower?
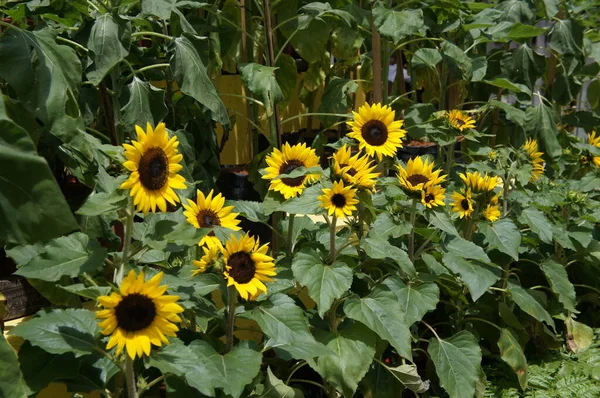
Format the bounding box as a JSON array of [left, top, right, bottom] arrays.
[[459, 171, 500, 193], [447, 110, 476, 131], [397, 156, 446, 192], [318, 180, 360, 219], [331, 145, 380, 190], [587, 131, 600, 168], [421, 184, 446, 208], [262, 143, 321, 199], [192, 244, 220, 276], [451, 189, 474, 219], [483, 204, 501, 222], [522, 138, 545, 181]]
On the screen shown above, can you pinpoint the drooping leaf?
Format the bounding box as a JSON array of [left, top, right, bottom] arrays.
[[15, 232, 106, 281], [501, 44, 545, 89], [484, 78, 531, 95], [0, 100, 79, 244], [428, 331, 482, 398], [142, 0, 177, 19], [60, 284, 112, 300], [344, 287, 412, 360], [525, 103, 561, 159], [445, 236, 490, 263], [86, 14, 131, 85], [498, 328, 528, 390], [519, 207, 553, 244], [189, 340, 262, 398], [241, 294, 332, 360], [121, 77, 168, 132], [317, 77, 357, 127], [412, 48, 442, 69], [240, 63, 284, 117], [540, 259, 577, 313], [478, 219, 521, 260], [550, 19, 583, 55], [426, 210, 459, 236], [442, 253, 500, 301], [261, 367, 305, 398], [361, 237, 416, 277], [308, 324, 376, 398], [292, 250, 353, 317], [0, 334, 27, 398], [367, 212, 411, 240], [505, 23, 547, 41], [565, 316, 593, 353], [383, 277, 439, 325], [383, 363, 430, 393], [169, 36, 229, 128], [275, 54, 298, 108], [10, 309, 101, 357], [508, 282, 555, 330], [441, 40, 472, 81], [372, 3, 424, 44]]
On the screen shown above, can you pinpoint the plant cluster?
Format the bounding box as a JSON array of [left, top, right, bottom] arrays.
[[1, 1, 600, 398]]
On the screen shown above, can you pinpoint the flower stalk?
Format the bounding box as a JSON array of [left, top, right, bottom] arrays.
[[226, 285, 238, 353], [124, 355, 137, 398]]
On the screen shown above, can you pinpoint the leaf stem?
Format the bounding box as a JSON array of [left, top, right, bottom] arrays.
[[287, 213, 295, 255], [137, 375, 165, 397], [116, 198, 134, 284], [420, 320, 441, 341], [463, 317, 502, 331], [289, 379, 327, 391], [135, 63, 171, 75], [226, 285, 238, 353], [124, 355, 137, 398], [281, 113, 350, 126], [330, 215, 337, 263], [56, 36, 89, 52], [285, 361, 308, 384], [131, 31, 173, 41]]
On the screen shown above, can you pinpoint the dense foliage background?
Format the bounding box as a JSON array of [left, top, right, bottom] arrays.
[[1, 0, 600, 397]]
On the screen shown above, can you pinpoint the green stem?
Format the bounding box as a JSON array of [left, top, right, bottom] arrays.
[[136, 63, 171, 75], [225, 285, 238, 353], [463, 317, 502, 331], [287, 213, 295, 255], [282, 113, 350, 126], [56, 36, 89, 52], [408, 198, 417, 261], [285, 361, 308, 384], [116, 198, 134, 284], [330, 215, 337, 263], [124, 356, 137, 398], [131, 31, 173, 41], [420, 320, 441, 341], [288, 379, 327, 391], [137, 375, 165, 397]]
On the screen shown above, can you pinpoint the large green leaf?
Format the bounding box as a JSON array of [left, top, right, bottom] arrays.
[[501, 44, 545, 89], [142, 0, 177, 19], [147, 340, 215, 396], [525, 103, 561, 159], [565, 316, 593, 353], [549, 19, 583, 55], [343, 287, 412, 360], [292, 250, 353, 317], [18, 342, 77, 395], [121, 77, 168, 132], [372, 3, 424, 44], [0, 100, 78, 244], [428, 331, 482, 398], [86, 13, 131, 85], [361, 237, 416, 277], [498, 328, 527, 390], [284, 215, 317, 252], [367, 212, 411, 239], [242, 293, 332, 360], [445, 236, 490, 263], [240, 63, 284, 117], [442, 253, 500, 301], [508, 282, 555, 330], [317, 77, 357, 127], [15, 232, 106, 281], [10, 309, 101, 357], [260, 367, 305, 398], [275, 54, 298, 108], [190, 341, 262, 398], [496, 0, 534, 23], [227, 200, 269, 223], [540, 259, 577, 313], [478, 219, 521, 260], [0, 334, 27, 398], [308, 324, 376, 398], [505, 23, 547, 41], [441, 41, 472, 81], [426, 210, 460, 236], [383, 277, 439, 325], [519, 207, 553, 244], [169, 36, 229, 128], [412, 48, 442, 69]]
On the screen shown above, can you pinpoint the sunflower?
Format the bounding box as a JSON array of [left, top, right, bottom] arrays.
[[96, 270, 184, 360], [332, 145, 380, 190], [192, 244, 220, 276], [262, 143, 321, 199], [120, 123, 187, 214], [459, 171, 500, 193], [223, 233, 276, 300], [183, 189, 241, 248], [522, 138, 545, 181], [397, 156, 447, 192], [587, 131, 600, 167], [451, 189, 474, 219], [483, 204, 501, 222], [421, 184, 446, 208], [318, 180, 360, 219], [447, 110, 476, 131], [347, 103, 406, 160]]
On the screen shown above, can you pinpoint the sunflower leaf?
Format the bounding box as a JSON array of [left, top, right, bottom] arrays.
[[383, 276, 439, 326], [442, 253, 501, 301], [361, 237, 416, 277], [241, 293, 334, 360], [10, 309, 101, 358], [292, 249, 353, 317], [15, 232, 106, 282], [261, 367, 306, 398], [0, 334, 27, 398], [477, 219, 521, 260], [497, 328, 528, 390]]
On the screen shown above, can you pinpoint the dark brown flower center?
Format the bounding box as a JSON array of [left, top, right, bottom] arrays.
[[115, 293, 157, 332], [361, 120, 388, 146], [139, 147, 169, 191], [424, 194, 435, 203], [279, 160, 306, 187], [338, 163, 358, 177], [228, 251, 256, 284], [455, 118, 465, 127], [331, 193, 346, 208], [197, 209, 220, 228], [407, 174, 429, 186], [461, 199, 470, 210]]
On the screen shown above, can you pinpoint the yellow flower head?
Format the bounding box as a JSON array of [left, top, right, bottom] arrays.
[[447, 110, 476, 131], [459, 171, 500, 193], [318, 180, 360, 219], [223, 233, 276, 301], [587, 131, 600, 168], [182, 189, 241, 249], [262, 143, 321, 199], [421, 184, 446, 208], [332, 145, 380, 190], [483, 204, 501, 222], [347, 103, 406, 161], [522, 138, 545, 181], [192, 244, 220, 276], [96, 270, 184, 360], [451, 189, 474, 219], [397, 156, 447, 192], [120, 123, 187, 214]]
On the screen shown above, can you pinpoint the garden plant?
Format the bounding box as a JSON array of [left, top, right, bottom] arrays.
[[1, 0, 600, 398]]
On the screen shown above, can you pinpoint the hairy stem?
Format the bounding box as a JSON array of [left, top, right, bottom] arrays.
[[124, 356, 137, 398]]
